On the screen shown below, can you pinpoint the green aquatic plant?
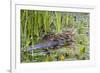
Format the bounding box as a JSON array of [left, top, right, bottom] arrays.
[[55, 12, 62, 33], [43, 11, 51, 34]]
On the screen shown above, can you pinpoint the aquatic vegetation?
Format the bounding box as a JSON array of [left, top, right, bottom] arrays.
[[20, 10, 89, 62], [59, 54, 65, 61]]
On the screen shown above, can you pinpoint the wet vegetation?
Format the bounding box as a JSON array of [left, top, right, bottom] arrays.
[[20, 9, 89, 63]]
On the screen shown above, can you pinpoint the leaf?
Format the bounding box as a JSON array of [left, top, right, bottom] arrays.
[[59, 54, 65, 61], [80, 47, 85, 55]]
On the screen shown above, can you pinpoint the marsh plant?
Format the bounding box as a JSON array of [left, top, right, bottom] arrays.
[[20, 10, 89, 63]]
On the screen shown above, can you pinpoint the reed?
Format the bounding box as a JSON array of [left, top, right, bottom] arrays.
[[55, 12, 61, 33]]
